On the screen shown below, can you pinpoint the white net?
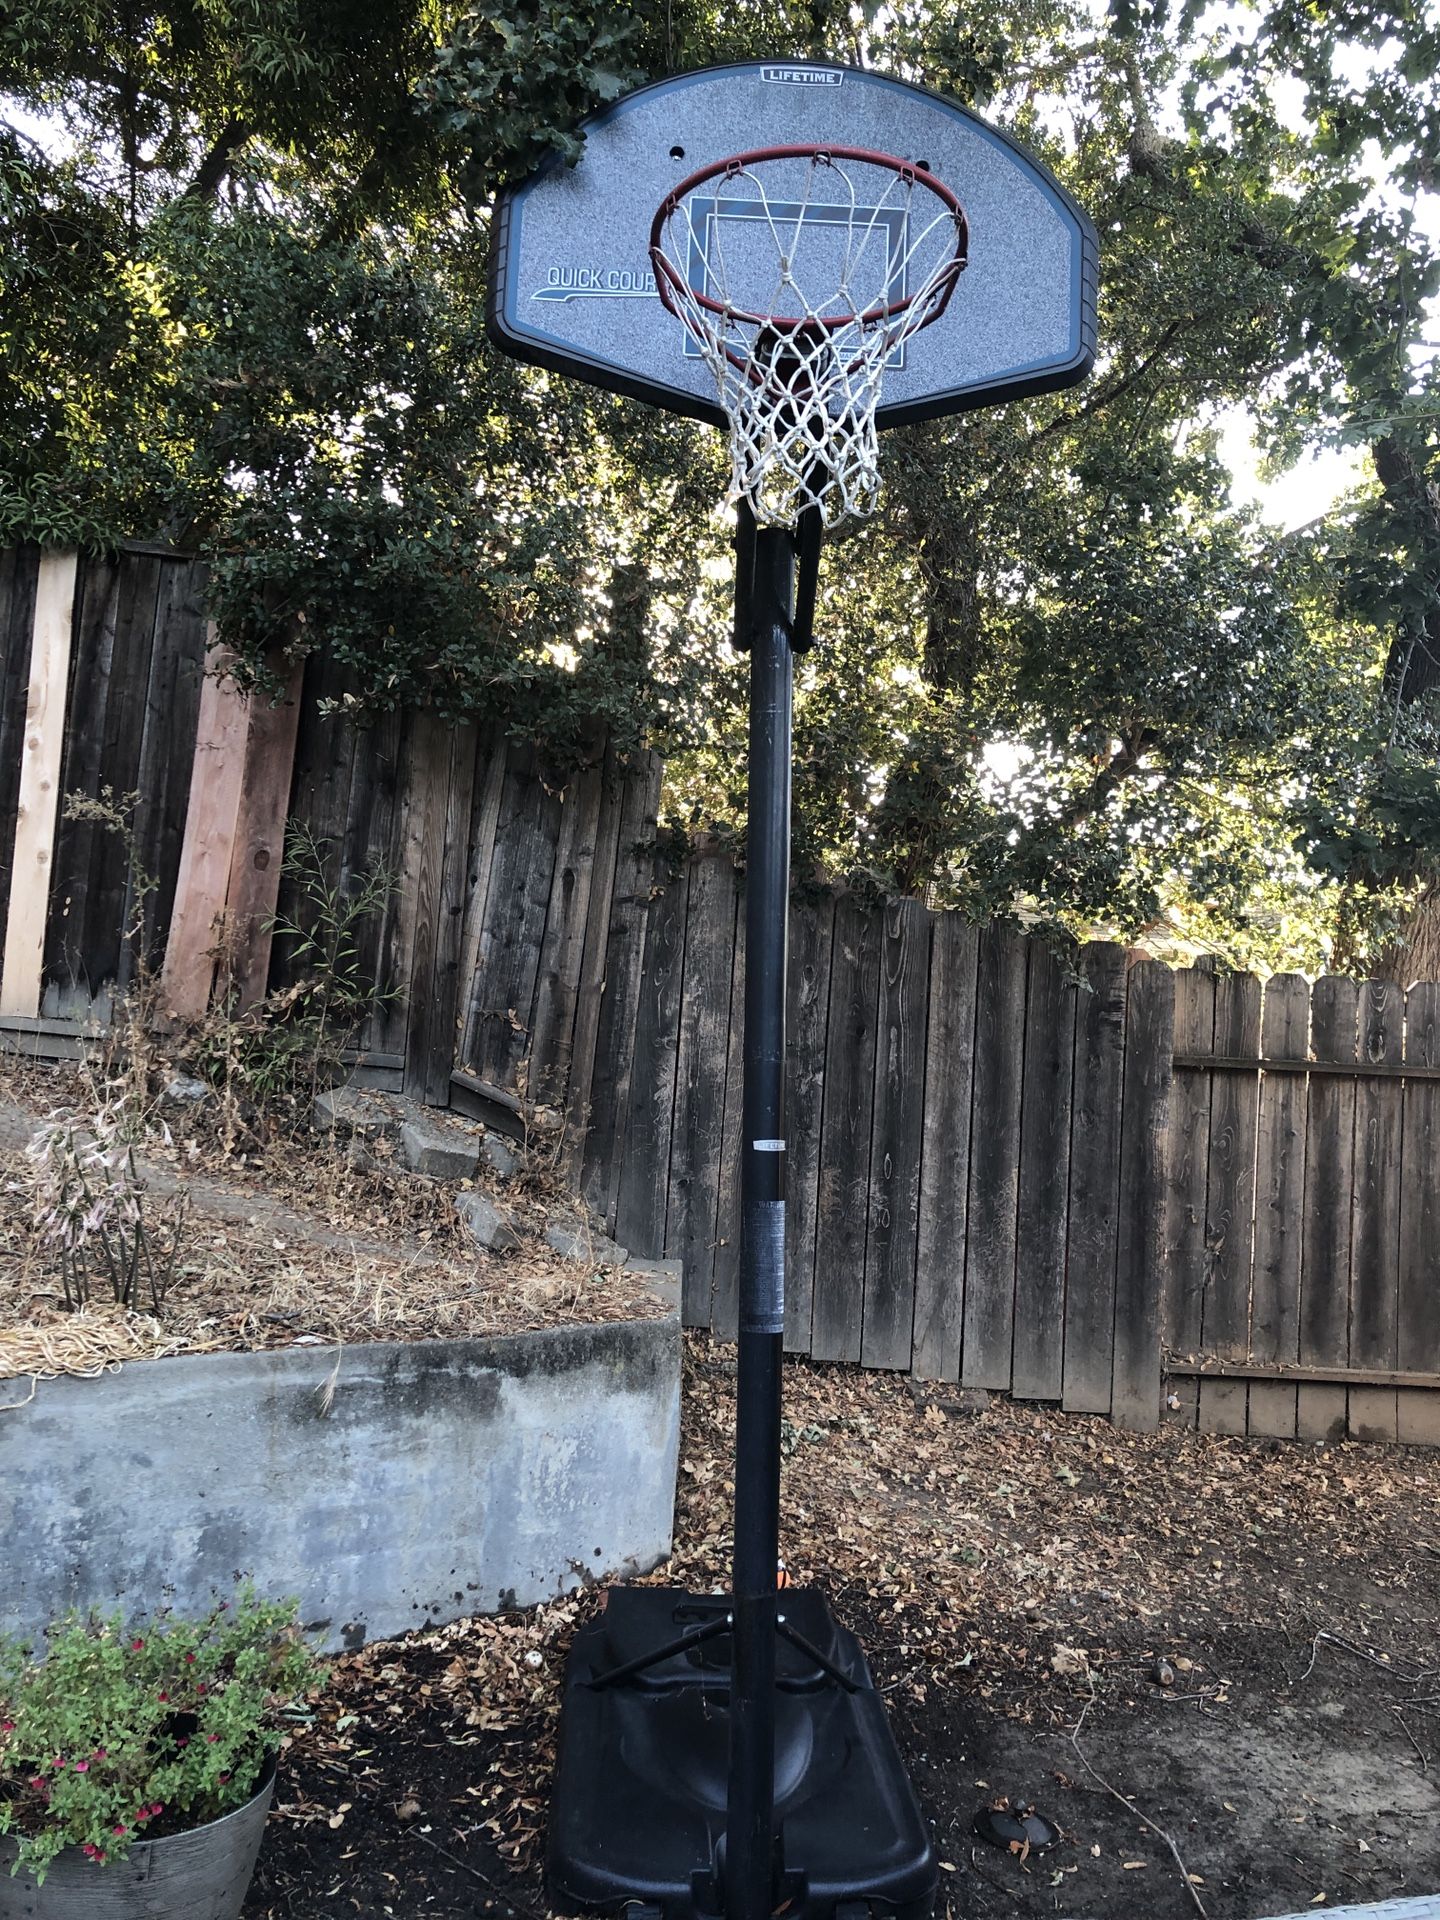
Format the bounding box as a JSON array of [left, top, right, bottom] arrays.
[[650, 148, 967, 529]]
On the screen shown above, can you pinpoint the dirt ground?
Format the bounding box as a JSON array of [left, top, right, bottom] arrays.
[[242, 1339, 1440, 1920]]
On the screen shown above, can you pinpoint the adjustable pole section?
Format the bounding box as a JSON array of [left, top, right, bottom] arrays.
[[725, 518, 796, 1920]]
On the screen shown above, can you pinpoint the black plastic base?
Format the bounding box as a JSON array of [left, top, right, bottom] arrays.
[[547, 1588, 937, 1920]]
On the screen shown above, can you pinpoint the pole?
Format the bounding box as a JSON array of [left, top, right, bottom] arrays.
[[725, 517, 795, 1920]]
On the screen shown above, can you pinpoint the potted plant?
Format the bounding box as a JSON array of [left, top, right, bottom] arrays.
[[0, 1586, 324, 1919]]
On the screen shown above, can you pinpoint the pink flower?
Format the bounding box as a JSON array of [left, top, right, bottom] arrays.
[[157, 1690, 169, 1702], [82, 1843, 106, 1862], [92, 1747, 107, 1760], [74, 1760, 89, 1773], [148, 1803, 164, 1817], [27, 1776, 45, 1791], [130, 1639, 144, 1651], [113, 1823, 128, 1836], [205, 1733, 218, 1743], [196, 1683, 207, 1695], [184, 1654, 196, 1665], [1, 1719, 14, 1732]]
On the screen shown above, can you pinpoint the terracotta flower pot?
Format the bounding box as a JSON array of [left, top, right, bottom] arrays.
[[0, 1758, 275, 1920]]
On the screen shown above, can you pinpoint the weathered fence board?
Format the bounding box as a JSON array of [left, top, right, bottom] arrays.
[[911, 915, 978, 1382], [529, 755, 607, 1105], [1199, 971, 1261, 1435], [560, 742, 632, 1180], [710, 893, 747, 1341], [666, 852, 738, 1325], [1011, 941, 1076, 1401], [783, 894, 835, 1353], [0, 547, 42, 946], [1248, 973, 1310, 1439], [1063, 943, 1127, 1414], [963, 924, 1028, 1389], [1298, 977, 1359, 1442], [579, 757, 661, 1226], [1164, 964, 1215, 1427], [1348, 981, 1404, 1441], [467, 749, 561, 1093], [861, 897, 930, 1371], [1112, 960, 1172, 1430], [128, 557, 208, 980], [614, 861, 689, 1258], [68, 552, 163, 1005], [1398, 981, 1440, 1445], [811, 897, 880, 1364]]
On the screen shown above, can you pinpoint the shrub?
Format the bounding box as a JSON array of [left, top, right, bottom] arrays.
[[0, 1587, 324, 1883]]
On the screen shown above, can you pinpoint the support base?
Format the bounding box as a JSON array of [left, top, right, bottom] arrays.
[[547, 1588, 937, 1920]]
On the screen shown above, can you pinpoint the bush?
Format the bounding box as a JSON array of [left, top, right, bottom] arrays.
[[0, 1587, 324, 1883]]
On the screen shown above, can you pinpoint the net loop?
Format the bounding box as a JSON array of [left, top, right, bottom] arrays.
[[650, 144, 967, 529]]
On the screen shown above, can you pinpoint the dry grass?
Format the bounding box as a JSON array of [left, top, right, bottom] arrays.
[[0, 1056, 667, 1389]]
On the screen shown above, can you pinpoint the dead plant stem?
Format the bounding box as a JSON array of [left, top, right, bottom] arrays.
[[1068, 1683, 1209, 1920]]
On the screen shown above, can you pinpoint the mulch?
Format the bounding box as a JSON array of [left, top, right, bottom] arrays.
[[242, 1338, 1440, 1920]]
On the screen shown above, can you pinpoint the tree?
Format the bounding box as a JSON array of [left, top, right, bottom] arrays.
[[1, 0, 1436, 972]]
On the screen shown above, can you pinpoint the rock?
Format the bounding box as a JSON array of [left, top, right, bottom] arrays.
[[545, 1216, 629, 1265], [161, 1073, 211, 1105], [454, 1191, 522, 1254], [399, 1116, 479, 1181], [314, 1085, 398, 1138], [626, 1256, 683, 1310], [480, 1131, 520, 1180]]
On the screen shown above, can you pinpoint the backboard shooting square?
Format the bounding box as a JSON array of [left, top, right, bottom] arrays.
[[682, 197, 911, 370]]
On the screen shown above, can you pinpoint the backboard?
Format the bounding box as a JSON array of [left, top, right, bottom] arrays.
[[487, 61, 1098, 430]]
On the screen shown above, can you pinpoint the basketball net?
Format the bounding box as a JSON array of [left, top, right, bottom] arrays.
[[650, 147, 967, 529]]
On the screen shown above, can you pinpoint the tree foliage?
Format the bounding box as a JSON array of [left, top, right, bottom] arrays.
[[0, 0, 1436, 971]]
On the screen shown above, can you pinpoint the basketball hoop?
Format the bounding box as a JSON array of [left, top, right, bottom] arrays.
[[650, 145, 968, 528]]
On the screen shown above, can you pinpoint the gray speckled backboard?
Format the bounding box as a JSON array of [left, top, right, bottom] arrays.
[[488, 61, 1098, 427]]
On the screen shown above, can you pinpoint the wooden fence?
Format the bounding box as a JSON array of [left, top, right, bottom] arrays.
[[1, 544, 1437, 1445]]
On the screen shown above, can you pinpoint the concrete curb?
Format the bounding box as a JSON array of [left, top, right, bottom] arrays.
[[1254, 1903, 1440, 1919], [0, 1305, 680, 1651]]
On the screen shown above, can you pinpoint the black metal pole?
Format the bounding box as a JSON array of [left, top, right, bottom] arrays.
[[725, 519, 795, 1920]]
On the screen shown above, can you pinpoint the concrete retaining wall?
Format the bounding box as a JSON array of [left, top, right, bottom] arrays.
[[0, 1310, 680, 1650]]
